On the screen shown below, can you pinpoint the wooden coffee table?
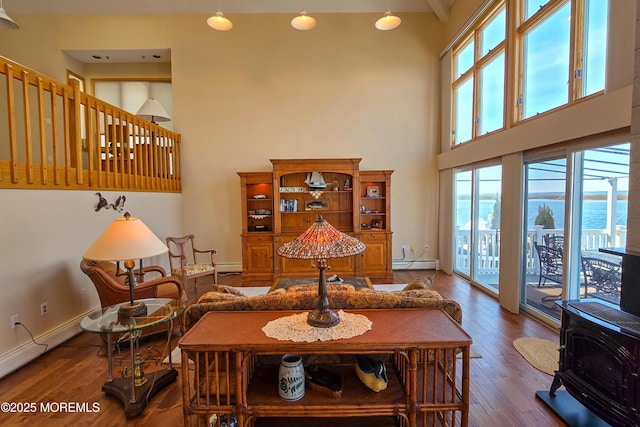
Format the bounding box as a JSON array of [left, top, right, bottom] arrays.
[[179, 309, 471, 426]]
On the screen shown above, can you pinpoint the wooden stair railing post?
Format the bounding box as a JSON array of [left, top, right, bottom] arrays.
[[68, 78, 84, 185], [36, 77, 48, 185], [21, 70, 34, 184], [5, 63, 17, 183], [62, 85, 72, 186], [49, 81, 61, 186]]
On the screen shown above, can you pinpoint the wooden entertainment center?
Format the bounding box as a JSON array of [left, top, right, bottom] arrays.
[[238, 158, 393, 281], [179, 309, 471, 426]]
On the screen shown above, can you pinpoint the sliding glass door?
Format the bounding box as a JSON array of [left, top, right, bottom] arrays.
[[521, 142, 630, 321], [573, 143, 629, 302], [522, 157, 567, 319], [454, 165, 502, 292]]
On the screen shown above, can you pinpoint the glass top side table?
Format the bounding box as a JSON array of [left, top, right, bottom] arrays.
[[81, 298, 185, 418]]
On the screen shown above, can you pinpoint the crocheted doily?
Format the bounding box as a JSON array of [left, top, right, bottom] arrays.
[[262, 310, 372, 342]]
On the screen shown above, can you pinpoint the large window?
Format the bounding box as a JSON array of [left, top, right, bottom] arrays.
[[450, 0, 608, 146], [521, 3, 571, 118], [518, 0, 608, 120], [452, 4, 506, 145]]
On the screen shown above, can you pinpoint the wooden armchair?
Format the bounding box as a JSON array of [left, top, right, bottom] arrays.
[[80, 258, 187, 310], [534, 243, 564, 288], [166, 234, 217, 292]]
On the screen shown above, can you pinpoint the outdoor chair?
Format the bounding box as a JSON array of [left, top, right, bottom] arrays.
[[544, 235, 564, 251], [581, 256, 622, 302], [534, 243, 564, 288], [166, 234, 218, 292]]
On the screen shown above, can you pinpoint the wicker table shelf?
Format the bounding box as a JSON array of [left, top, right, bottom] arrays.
[[179, 309, 472, 427]]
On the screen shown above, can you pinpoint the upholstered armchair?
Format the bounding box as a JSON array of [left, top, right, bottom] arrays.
[[80, 258, 187, 312]]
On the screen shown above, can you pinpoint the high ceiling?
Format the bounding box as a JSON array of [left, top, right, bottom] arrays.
[[7, 0, 455, 64], [6, 0, 454, 18]]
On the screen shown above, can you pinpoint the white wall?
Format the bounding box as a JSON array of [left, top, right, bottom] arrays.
[[0, 190, 181, 377]]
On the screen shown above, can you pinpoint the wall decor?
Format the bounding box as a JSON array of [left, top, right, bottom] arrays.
[[95, 193, 126, 212]]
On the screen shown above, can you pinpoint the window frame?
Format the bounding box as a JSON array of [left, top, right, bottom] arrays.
[[450, 0, 608, 147], [451, 1, 508, 146]]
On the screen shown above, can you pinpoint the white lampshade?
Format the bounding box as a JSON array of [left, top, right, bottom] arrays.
[[84, 215, 168, 262], [291, 10, 316, 31], [375, 10, 401, 31], [0, 2, 19, 30], [207, 11, 233, 31], [136, 98, 171, 123]]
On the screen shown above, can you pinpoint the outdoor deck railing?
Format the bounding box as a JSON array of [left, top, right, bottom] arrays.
[[0, 55, 181, 192], [455, 225, 627, 275]]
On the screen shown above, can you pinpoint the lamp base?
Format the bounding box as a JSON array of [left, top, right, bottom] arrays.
[[307, 309, 340, 328], [118, 301, 147, 319]]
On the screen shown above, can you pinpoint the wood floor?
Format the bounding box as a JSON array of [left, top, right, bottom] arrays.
[[0, 270, 566, 426]]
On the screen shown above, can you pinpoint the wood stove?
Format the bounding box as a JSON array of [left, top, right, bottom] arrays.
[[537, 250, 640, 426]]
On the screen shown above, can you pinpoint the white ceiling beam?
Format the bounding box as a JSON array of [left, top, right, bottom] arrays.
[[425, 0, 450, 22]]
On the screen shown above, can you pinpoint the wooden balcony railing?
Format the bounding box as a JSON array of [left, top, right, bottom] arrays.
[[0, 55, 181, 192]]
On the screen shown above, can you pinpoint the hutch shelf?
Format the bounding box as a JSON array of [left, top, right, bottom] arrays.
[[238, 159, 393, 281]]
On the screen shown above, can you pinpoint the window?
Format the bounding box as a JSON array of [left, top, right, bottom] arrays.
[[452, 4, 506, 145], [516, 0, 608, 120], [450, 0, 609, 145], [454, 164, 503, 292], [93, 80, 173, 130], [93, 80, 173, 168], [582, 0, 608, 96], [520, 3, 571, 118]]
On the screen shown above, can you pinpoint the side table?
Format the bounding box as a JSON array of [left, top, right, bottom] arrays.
[[80, 297, 185, 417]]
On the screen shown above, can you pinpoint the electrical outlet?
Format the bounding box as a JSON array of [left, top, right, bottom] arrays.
[[10, 314, 19, 329], [401, 244, 409, 251], [40, 302, 48, 316], [80, 288, 86, 299], [424, 244, 430, 252]]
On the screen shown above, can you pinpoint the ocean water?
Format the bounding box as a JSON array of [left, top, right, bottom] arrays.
[[456, 198, 628, 230]]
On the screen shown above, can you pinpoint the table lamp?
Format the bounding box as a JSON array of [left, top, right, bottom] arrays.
[[277, 216, 366, 327], [83, 212, 168, 318]]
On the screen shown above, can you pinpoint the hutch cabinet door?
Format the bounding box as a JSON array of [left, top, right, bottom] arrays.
[[242, 236, 274, 279], [360, 232, 390, 277]]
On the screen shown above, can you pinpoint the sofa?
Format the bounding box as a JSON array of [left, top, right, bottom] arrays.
[[183, 276, 462, 332]]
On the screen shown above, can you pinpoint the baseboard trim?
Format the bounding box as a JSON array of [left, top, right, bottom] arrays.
[[0, 308, 99, 380], [216, 262, 242, 273], [392, 260, 439, 270]]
